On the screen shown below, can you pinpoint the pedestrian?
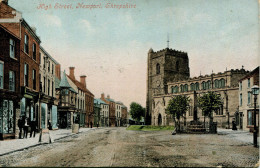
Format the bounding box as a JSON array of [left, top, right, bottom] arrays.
[[90, 121, 93, 128], [23, 117, 29, 138], [18, 116, 24, 139], [48, 120, 52, 130], [97, 122, 99, 128], [30, 118, 37, 138]]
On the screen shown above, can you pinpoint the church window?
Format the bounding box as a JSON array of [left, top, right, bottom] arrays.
[[220, 78, 225, 88], [190, 83, 195, 91], [180, 85, 184, 92], [202, 82, 206, 90], [156, 63, 160, 74], [207, 80, 211, 89], [214, 79, 219, 88], [176, 61, 179, 71], [195, 82, 199, 90], [184, 84, 188, 92]]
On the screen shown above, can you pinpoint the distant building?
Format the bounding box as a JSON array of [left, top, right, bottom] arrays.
[[121, 104, 128, 126], [94, 98, 109, 127], [0, 25, 20, 140], [238, 66, 259, 132], [101, 93, 116, 127], [146, 47, 250, 128]]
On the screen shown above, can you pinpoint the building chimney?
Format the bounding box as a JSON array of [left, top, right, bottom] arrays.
[[55, 64, 61, 80], [107, 95, 110, 99], [31, 26, 36, 33], [101, 93, 105, 100], [80, 75, 86, 88], [69, 67, 75, 80]]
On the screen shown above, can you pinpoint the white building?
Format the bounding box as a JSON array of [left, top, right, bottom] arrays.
[[238, 66, 259, 132], [116, 101, 123, 126], [39, 46, 59, 130]]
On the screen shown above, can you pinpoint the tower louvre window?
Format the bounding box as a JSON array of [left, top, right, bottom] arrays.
[[156, 63, 160, 74]]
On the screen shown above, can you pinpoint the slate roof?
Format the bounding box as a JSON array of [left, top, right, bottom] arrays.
[[67, 75, 94, 97], [59, 71, 77, 93], [94, 98, 108, 105], [105, 98, 115, 102]]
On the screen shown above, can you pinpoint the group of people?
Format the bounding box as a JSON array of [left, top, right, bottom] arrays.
[[18, 116, 37, 139]]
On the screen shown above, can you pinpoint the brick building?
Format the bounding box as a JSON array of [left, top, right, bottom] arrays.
[[0, 1, 41, 131], [0, 25, 20, 140]]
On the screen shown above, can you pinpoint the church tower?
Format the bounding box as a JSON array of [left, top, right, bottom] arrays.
[[145, 47, 190, 125]]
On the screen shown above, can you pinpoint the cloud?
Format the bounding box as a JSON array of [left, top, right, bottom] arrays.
[[78, 19, 95, 34], [41, 14, 62, 27]]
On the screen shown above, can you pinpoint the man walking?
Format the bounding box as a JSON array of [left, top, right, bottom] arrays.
[[23, 117, 29, 138], [30, 118, 37, 138], [18, 116, 24, 139]]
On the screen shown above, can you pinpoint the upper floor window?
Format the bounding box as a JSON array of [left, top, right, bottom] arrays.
[[240, 93, 242, 106], [47, 79, 50, 95], [180, 85, 184, 92], [43, 77, 46, 93], [239, 82, 242, 91], [248, 79, 250, 88], [9, 71, 15, 91], [10, 39, 15, 58], [39, 53, 41, 64], [156, 63, 160, 74], [248, 92, 251, 104], [24, 34, 29, 54], [24, 63, 29, 87], [0, 62, 3, 89], [52, 64, 54, 74], [48, 61, 50, 72], [33, 43, 36, 60], [32, 69, 36, 90]]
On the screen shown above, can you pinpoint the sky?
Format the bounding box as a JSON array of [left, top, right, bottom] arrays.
[[9, 0, 259, 109]]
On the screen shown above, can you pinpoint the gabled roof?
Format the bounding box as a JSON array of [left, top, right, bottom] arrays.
[[59, 71, 77, 93], [67, 75, 94, 97], [239, 66, 259, 82]]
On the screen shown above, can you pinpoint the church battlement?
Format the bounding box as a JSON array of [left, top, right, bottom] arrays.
[[149, 48, 187, 55]]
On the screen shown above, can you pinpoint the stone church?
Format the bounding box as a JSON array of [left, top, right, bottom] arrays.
[[146, 47, 249, 128]]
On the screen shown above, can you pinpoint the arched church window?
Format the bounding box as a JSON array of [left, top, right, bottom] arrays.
[[195, 82, 199, 90], [180, 85, 184, 92], [202, 81, 206, 90], [184, 84, 188, 92], [156, 63, 160, 74], [190, 83, 195, 91]]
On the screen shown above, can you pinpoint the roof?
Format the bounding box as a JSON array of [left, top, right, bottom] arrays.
[[0, 24, 20, 40], [105, 98, 115, 102], [67, 75, 94, 97], [239, 66, 259, 82], [94, 98, 108, 105], [40, 46, 59, 64], [59, 71, 77, 93], [55, 77, 60, 89]]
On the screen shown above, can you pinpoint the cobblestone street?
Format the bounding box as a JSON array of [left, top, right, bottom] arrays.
[[0, 127, 259, 167]]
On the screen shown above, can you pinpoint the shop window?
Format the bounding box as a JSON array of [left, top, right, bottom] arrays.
[[0, 62, 3, 89]]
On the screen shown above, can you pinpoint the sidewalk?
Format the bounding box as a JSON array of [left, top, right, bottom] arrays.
[[217, 128, 259, 145], [0, 128, 93, 156]]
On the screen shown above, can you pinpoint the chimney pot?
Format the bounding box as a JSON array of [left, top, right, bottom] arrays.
[[80, 75, 87, 88], [69, 67, 75, 80], [101, 93, 105, 100]]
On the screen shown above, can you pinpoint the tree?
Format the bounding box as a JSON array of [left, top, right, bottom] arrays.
[[198, 91, 223, 132], [166, 95, 190, 133], [129, 102, 145, 122]]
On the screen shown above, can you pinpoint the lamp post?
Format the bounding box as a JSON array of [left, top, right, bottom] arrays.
[[251, 85, 259, 147]]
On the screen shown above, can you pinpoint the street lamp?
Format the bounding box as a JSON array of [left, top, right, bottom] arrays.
[[251, 85, 259, 147]]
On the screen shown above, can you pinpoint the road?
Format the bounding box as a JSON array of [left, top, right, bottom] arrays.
[[0, 127, 259, 167]]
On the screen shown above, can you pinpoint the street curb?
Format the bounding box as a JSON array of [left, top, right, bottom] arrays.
[[0, 142, 48, 156]]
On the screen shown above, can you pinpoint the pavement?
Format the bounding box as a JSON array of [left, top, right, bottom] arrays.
[[0, 127, 94, 156], [217, 128, 259, 145]]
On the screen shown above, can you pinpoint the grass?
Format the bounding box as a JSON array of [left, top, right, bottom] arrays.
[[126, 125, 174, 131]]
